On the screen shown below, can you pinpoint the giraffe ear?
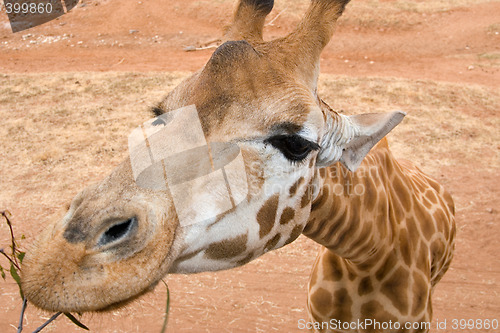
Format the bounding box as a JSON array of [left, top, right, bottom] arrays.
[[339, 111, 406, 172]]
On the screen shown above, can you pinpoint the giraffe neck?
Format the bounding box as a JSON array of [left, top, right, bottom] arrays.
[[303, 139, 401, 266]]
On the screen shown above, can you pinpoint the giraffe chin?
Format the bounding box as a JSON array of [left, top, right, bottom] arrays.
[[20, 233, 172, 313]]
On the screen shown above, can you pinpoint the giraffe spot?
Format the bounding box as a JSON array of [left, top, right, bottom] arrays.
[[319, 202, 347, 239], [329, 198, 360, 250], [279, 207, 295, 225], [416, 241, 431, 275], [322, 253, 343, 281], [411, 271, 429, 317], [371, 167, 382, 187], [413, 176, 428, 193], [289, 177, 304, 197], [257, 194, 279, 238], [284, 224, 303, 245], [309, 157, 315, 168], [423, 196, 435, 210], [416, 207, 436, 241], [319, 168, 327, 178], [426, 177, 442, 194], [425, 190, 439, 205], [380, 266, 410, 316], [393, 175, 412, 212], [434, 209, 450, 239], [399, 228, 412, 266], [345, 261, 357, 281], [358, 276, 374, 296], [360, 300, 398, 324], [430, 238, 446, 276], [310, 287, 332, 317], [236, 252, 254, 266], [300, 185, 313, 208], [205, 234, 248, 260], [357, 224, 372, 249], [406, 217, 422, 245], [389, 191, 406, 224], [264, 234, 281, 251], [311, 185, 329, 211], [364, 177, 378, 212], [385, 156, 395, 177], [175, 249, 202, 263], [331, 288, 353, 322], [375, 253, 398, 281]]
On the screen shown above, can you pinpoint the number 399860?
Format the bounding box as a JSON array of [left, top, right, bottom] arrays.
[[2, 2, 54, 15], [451, 319, 498, 330]]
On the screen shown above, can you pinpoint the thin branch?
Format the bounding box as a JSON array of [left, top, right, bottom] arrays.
[[17, 297, 27, 333], [32, 312, 62, 333], [183, 44, 218, 52], [1, 210, 19, 268], [0, 249, 20, 271], [265, 8, 287, 26]]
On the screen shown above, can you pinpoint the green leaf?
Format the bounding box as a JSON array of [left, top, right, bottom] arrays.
[[9, 264, 24, 300], [17, 251, 25, 263], [64, 313, 89, 331], [0, 265, 5, 280], [160, 280, 170, 333]]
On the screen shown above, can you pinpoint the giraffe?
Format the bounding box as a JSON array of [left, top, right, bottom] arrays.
[[303, 137, 455, 332], [19, 0, 455, 331]]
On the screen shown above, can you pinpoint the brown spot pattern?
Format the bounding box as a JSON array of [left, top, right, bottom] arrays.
[[358, 276, 374, 296], [393, 175, 412, 212], [300, 185, 313, 208], [257, 194, 279, 238], [279, 207, 295, 225], [399, 228, 412, 266], [264, 234, 281, 251], [322, 253, 343, 281], [205, 234, 248, 260], [289, 177, 304, 197], [361, 300, 399, 322], [411, 271, 429, 316], [284, 224, 303, 245], [310, 287, 332, 317], [331, 288, 353, 322], [380, 266, 410, 315], [375, 253, 398, 281]]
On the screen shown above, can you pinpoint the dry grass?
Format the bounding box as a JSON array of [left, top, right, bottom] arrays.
[[265, 0, 499, 31]]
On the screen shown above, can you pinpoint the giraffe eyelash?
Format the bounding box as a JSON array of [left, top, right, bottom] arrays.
[[265, 134, 320, 163]]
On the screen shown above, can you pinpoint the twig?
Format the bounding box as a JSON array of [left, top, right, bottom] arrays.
[[265, 8, 286, 26], [32, 312, 62, 333], [183, 44, 218, 52], [17, 297, 27, 333], [0, 248, 20, 271], [160, 280, 170, 333], [1, 210, 19, 268]]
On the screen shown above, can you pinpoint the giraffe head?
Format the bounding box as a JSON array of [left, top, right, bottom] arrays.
[[21, 0, 405, 313]]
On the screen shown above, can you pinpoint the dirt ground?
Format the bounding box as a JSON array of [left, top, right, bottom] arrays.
[[0, 0, 499, 332]]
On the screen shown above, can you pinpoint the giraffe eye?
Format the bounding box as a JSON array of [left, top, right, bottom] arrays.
[[266, 135, 320, 162]]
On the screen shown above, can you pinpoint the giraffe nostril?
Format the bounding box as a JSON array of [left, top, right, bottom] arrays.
[[98, 217, 138, 247]]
